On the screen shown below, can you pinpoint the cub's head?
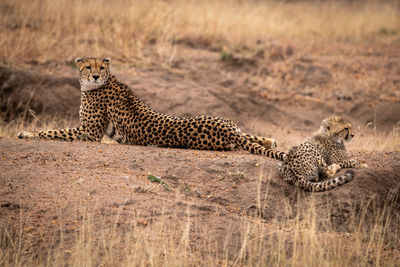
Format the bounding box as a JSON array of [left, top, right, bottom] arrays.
[[75, 57, 111, 91], [319, 116, 354, 143]]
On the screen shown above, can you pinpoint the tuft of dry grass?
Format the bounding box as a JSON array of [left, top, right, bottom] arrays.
[[351, 123, 400, 152], [0, 0, 399, 67], [0, 112, 77, 140], [1, 191, 399, 266]]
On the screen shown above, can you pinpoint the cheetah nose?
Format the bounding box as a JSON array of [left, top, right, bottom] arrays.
[[93, 75, 100, 80]]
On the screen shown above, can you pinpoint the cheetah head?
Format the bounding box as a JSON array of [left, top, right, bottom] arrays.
[[75, 57, 111, 91], [319, 116, 354, 143]]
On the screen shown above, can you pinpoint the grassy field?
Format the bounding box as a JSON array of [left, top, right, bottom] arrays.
[[0, 0, 399, 66], [1, 190, 399, 266]]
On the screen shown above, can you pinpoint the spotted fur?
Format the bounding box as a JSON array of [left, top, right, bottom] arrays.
[[274, 116, 367, 192], [18, 57, 282, 158]]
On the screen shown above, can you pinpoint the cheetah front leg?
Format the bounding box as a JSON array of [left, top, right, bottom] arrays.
[[18, 112, 107, 142], [17, 126, 95, 142]]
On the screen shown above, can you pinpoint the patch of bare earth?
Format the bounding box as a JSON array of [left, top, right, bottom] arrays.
[[0, 139, 399, 263]]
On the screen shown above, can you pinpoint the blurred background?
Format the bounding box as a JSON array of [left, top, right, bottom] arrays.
[[1, 0, 399, 64]]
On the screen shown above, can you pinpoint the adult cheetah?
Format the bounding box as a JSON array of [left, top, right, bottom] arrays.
[[18, 57, 283, 159]]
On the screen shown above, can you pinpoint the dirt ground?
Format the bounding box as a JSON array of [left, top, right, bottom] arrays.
[[1, 40, 400, 263]]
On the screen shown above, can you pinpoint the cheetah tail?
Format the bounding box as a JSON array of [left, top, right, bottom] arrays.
[[230, 133, 287, 161], [300, 170, 355, 192]]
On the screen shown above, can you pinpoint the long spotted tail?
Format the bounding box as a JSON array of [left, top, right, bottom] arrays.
[[229, 133, 287, 161], [298, 170, 354, 192]]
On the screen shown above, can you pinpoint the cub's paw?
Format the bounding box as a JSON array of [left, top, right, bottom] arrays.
[[327, 163, 341, 177], [17, 131, 35, 139]]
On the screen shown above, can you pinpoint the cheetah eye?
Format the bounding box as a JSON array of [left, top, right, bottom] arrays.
[[326, 126, 330, 130], [100, 66, 105, 70], [344, 127, 349, 131], [86, 66, 91, 70]]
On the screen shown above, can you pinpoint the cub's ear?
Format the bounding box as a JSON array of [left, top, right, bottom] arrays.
[[103, 58, 111, 64], [319, 118, 331, 134], [75, 58, 84, 67]]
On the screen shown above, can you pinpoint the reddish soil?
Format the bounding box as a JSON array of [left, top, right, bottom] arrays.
[[1, 40, 400, 261], [0, 138, 399, 254]]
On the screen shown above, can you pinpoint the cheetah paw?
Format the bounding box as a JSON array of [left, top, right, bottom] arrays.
[[17, 131, 35, 139], [271, 139, 277, 149], [360, 163, 369, 169], [327, 163, 341, 177], [265, 138, 277, 149]]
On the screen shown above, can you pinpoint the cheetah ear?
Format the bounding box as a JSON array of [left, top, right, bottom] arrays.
[[75, 58, 84, 67], [103, 58, 111, 64], [319, 118, 330, 134]]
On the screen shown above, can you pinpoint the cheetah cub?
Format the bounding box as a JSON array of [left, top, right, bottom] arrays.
[[275, 116, 368, 192]]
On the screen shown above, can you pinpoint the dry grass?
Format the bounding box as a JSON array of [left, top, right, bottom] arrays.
[[1, 190, 399, 266], [0, 112, 77, 141], [0, 0, 399, 67], [352, 123, 400, 152]]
